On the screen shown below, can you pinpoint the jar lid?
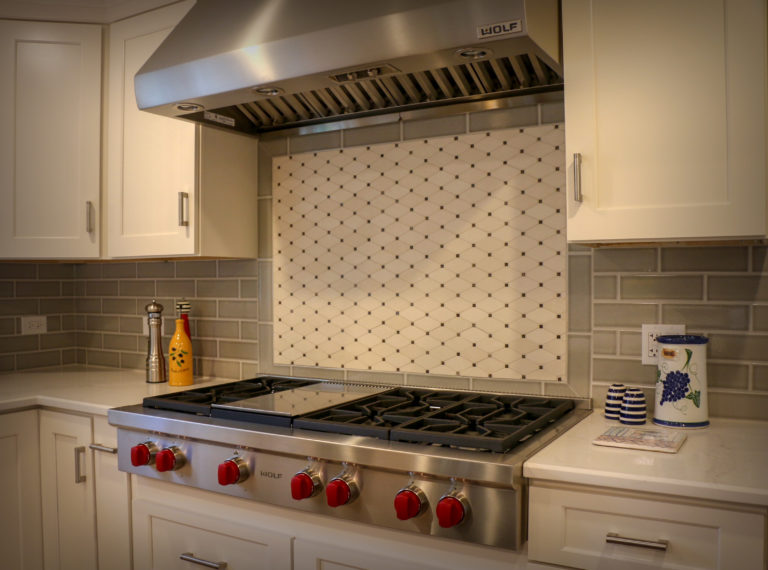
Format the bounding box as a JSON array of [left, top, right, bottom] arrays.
[[656, 334, 708, 345]]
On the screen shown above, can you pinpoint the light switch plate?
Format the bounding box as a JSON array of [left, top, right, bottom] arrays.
[[641, 323, 685, 364]]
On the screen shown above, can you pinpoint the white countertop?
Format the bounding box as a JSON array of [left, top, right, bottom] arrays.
[[4, 367, 767, 510], [524, 411, 768, 507], [0, 365, 226, 416]]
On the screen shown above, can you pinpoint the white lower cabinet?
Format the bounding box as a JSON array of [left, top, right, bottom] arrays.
[[0, 410, 43, 570], [132, 478, 291, 570], [293, 538, 450, 570], [39, 410, 132, 570], [528, 481, 766, 569], [92, 415, 132, 570], [40, 410, 98, 570], [132, 477, 522, 570]]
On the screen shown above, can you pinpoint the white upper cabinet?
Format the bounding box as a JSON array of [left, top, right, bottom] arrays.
[[0, 20, 101, 258], [107, 1, 259, 258], [564, 0, 767, 242]]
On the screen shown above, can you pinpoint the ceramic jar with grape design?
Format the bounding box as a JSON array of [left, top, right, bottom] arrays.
[[653, 335, 709, 428]]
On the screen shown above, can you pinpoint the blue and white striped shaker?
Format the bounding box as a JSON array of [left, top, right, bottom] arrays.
[[620, 388, 647, 425], [605, 383, 626, 420]]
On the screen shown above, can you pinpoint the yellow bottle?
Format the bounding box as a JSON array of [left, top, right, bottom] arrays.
[[168, 318, 193, 386]]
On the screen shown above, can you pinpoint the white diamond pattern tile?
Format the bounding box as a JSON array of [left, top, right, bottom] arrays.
[[273, 125, 566, 380]]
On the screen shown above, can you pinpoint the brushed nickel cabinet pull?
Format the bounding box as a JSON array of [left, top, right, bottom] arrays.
[[573, 152, 583, 202], [85, 201, 93, 233], [88, 443, 117, 454], [74, 446, 86, 483], [179, 553, 228, 569], [606, 532, 669, 551], [178, 192, 190, 227]]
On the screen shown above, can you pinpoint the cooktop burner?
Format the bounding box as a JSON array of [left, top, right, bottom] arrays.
[[142, 377, 576, 454], [294, 388, 575, 453]]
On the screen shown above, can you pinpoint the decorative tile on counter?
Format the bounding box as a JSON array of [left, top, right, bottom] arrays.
[[273, 125, 566, 380]]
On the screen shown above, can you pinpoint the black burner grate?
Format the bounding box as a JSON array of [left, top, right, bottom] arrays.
[[293, 388, 575, 453]]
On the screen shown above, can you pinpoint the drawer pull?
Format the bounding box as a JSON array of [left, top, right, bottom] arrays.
[[606, 532, 669, 551], [74, 446, 86, 483], [179, 552, 228, 569], [89, 443, 117, 454]]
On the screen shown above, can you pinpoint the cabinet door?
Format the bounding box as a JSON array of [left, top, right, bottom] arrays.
[[0, 410, 43, 570], [106, 1, 197, 258], [564, 0, 766, 242], [39, 410, 96, 570], [92, 415, 132, 570], [132, 498, 292, 570], [0, 21, 101, 258]]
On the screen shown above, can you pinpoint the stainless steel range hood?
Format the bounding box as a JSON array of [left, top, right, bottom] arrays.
[[135, 0, 563, 135]]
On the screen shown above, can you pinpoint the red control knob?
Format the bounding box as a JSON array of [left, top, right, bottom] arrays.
[[291, 472, 318, 500], [394, 489, 424, 520], [436, 496, 467, 528], [155, 446, 185, 472], [326, 478, 353, 507], [218, 457, 248, 486], [130, 442, 157, 466]]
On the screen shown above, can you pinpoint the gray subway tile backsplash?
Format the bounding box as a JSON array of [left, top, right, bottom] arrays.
[[593, 248, 657, 273], [101, 263, 137, 278], [661, 246, 749, 272], [593, 302, 657, 327], [755, 306, 768, 331], [661, 304, 750, 331], [708, 334, 768, 362], [708, 276, 768, 301], [620, 275, 703, 300]]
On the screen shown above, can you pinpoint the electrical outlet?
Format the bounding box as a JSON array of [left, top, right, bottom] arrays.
[[641, 324, 685, 365], [20, 315, 47, 335], [142, 317, 149, 337]]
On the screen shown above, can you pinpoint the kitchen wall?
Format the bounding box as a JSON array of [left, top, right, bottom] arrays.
[[1, 97, 767, 420], [0, 259, 260, 379]]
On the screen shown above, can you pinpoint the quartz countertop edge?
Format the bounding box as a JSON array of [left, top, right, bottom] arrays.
[[523, 411, 768, 508], [0, 366, 228, 416]]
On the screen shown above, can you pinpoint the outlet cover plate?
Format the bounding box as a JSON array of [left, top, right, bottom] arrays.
[[20, 315, 47, 335], [641, 324, 685, 365]]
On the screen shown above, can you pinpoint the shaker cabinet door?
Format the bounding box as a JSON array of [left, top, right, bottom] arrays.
[[132, 496, 292, 569], [564, 0, 767, 242], [106, 1, 197, 258], [39, 410, 97, 570], [0, 20, 101, 258], [0, 410, 43, 570]]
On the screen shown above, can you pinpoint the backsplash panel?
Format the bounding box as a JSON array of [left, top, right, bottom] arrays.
[[272, 126, 566, 380]]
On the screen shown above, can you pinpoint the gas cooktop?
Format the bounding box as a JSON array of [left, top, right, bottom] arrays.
[[112, 375, 590, 552], [143, 377, 576, 454]]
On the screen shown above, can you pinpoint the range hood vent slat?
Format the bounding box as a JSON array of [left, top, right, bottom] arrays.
[[378, 76, 407, 107], [397, 74, 425, 105], [412, 71, 438, 103], [298, 91, 329, 118], [244, 101, 274, 125]]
